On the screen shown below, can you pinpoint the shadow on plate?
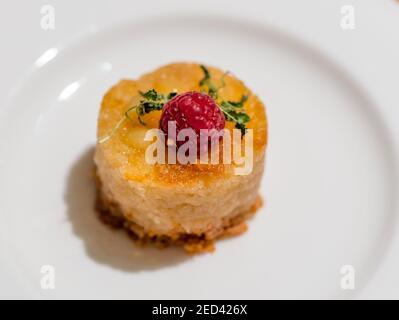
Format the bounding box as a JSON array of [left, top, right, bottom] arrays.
[[64, 147, 190, 272]]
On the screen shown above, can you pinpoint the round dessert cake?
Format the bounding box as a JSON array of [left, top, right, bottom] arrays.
[[94, 62, 268, 253]]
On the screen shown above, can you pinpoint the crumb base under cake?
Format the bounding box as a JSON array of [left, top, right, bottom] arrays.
[[95, 175, 263, 253]]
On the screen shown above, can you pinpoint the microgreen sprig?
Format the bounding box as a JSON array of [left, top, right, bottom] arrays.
[[199, 65, 250, 135], [125, 89, 175, 125], [99, 89, 175, 143]]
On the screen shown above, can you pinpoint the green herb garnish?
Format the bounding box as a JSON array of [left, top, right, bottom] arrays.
[[219, 96, 250, 135], [125, 89, 176, 125], [221, 95, 248, 109], [139, 89, 165, 101], [167, 92, 177, 100], [199, 65, 250, 135], [222, 109, 250, 135], [199, 65, 219, 99]]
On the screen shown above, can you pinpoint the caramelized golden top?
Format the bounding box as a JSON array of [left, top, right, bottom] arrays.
[[97, 63, 267, 186]]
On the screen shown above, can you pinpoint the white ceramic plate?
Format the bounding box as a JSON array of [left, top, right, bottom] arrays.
[[0, 0, 398, 299]]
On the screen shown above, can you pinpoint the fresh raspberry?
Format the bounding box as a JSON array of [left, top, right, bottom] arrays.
[[160, 91, 225, 154]]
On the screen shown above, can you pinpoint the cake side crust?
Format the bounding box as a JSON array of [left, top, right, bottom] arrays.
[[95, 172, 263, 253]]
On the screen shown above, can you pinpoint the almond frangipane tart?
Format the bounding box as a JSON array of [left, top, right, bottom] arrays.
[[94, 62, 267, 253]]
